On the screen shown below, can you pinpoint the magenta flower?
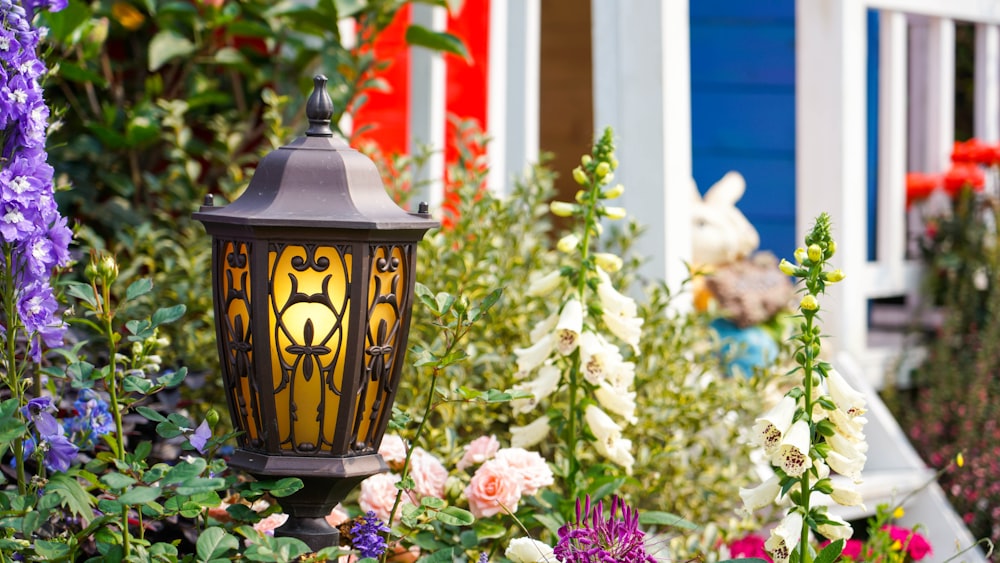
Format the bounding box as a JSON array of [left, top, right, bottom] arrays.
[[554, 496, 655, 563], [728, 534, 772, 561], [884, 525, 932, 561]]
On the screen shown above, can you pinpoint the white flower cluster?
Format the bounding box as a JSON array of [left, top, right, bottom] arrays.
[[741, 368, 869, 563]]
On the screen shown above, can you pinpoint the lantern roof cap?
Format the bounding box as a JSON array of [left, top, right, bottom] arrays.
[[194, 75, 438, 233]]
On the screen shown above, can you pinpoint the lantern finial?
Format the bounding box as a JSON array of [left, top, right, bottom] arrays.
[[305, 75, 334, 137]]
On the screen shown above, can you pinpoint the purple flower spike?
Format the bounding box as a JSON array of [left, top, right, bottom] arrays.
[[350, 511, 390, 559]]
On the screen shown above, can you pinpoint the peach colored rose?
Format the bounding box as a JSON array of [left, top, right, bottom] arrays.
[[410, 447, 448, 499], [379, 434, 409, 471], [457, 435, 500, 470], [360, 472, 412, 521], [465, 459, 523, 518], [325, 503, 349, 527], [494, 447, 554, 496], [253, 512, 288, 535]]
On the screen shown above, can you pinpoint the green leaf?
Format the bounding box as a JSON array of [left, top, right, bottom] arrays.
[[55, 61, 109, 88], [100, 472, 137, 490], [255, 477, 303, 498], [814, 539, 845, 563], [65, 281, 98, 308], [175, 477, 226, 496], [225, 503, 260, 523], [435, 506, 475, 526], [0, 417, 27, 443], [470, 287, 503, 321], [405, 25, 470, 61], [135, 406, 167, 423], [125, 278, 154, 302], [420, 495, 446, 509], [47, 472, 96, 523], [421, 547, 460, 562], [157, 367, 187, 388], [472, 518, 507, 539], [332, 0, 366, 17], [118, 486, 161, 504], [151, 304, 186, 327], [434, 291, 456, 316], [125, 319, 153, 341], [638, 510, 699, 530], [148, 30, 196, 71], [162, 458, 208, 486], [34, 539, 73, 559], [123, 374, 154, 393], [196, 527, 239, 562]]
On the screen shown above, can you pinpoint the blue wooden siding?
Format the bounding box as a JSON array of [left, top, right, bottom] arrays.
[[690, 0, 797, 256], [691, 2, 881, 258]]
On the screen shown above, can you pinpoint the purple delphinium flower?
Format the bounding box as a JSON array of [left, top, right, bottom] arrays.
[[0, 0, 71, 361], [66, 389, 115, 448], [42, 433, 77, 472], [188, 420, 212, 454], [554, 496, 656, 563], [20, 395, 79, 472], [350, 511, 390, 559], [22, 395, 58, 436]]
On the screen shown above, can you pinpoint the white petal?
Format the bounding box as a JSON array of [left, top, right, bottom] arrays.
[[514, 333, 556, 374], [602, 310, 643, 354], [555, 299, 583, 355], [826, 449, 866, 482], [529, 313, 559, 344], [510, 416, 551, 449], [752, 396, 797, 454], [826, 369, 867, 416], [816, 512, 853, 541], [584, 404, 621, 442], [511, 365, 562, 414], [528, 270, 563, 297], [594, 381, 637, 424], [739, 474, 782, 511], [773, 420, 812, 477], [765, 511, 803, 563], [596, 268, 637, 317], [830, 482, 866, 509], [827, 430, 868, 458]]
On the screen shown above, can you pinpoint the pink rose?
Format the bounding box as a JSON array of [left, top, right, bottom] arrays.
[[409, 447, 448, 499], [465, 458, 523, 518], [457, 435, 500, 470], [325, 503, 349, 527], [379, 434, 409, 470], [493, 447, 553, 496], [253, 512, 288, 536], [360, 472, 412, 521]]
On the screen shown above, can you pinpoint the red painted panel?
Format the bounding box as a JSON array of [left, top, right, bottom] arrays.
[[351, 4, 411, 156]]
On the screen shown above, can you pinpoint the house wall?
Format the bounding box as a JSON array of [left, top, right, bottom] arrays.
[[690, 1, 797, 255]]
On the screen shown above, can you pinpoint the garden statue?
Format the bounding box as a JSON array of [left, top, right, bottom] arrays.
[[691, 171, 792, 377]]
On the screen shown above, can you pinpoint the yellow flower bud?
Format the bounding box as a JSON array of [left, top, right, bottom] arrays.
[[604, 183, 624, 199], [572, 167, 588, 185], [827, 240, 837, 257], [550, 201, 577, 217], [575, 190, 587, 203], [825, 269, 846, 283], [892, 506, 905, 519], [595, 162, 610, 178], [594, 253, 623, 273], [808, 244, 823, 262], [610, 156, 619, 170], [603, 206, 627, 220], [557, 234, 580, 253], [800, 294, 819, 311], [794, 247, 807, 264], [956, 452, 965, 467], [600, 172, 614, 185], [891, 540, 903, 551], [778, 259, 797, 276], [581, 155, 592, 166]]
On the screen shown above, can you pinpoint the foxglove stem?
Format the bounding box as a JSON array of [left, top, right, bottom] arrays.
[[798, 309, 816, 563]]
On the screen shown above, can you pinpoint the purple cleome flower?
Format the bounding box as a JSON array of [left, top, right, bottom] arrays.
[[554, 496, 656, 563], [350, 510, 390, 559], [0, 0, 71, 361]]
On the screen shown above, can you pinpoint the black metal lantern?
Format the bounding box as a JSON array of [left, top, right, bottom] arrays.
[[194, 75, 438, 550]]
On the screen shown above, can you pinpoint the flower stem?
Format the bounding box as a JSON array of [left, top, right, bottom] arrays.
[[799, 310, 816, 563], [2, 246, 27, 495], [98, 279, 130, 557]]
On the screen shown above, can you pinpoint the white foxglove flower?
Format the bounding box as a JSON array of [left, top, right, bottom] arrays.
[[505, 537, 556, 563], [555, 299, 583, 355], [594, 252, 623, 273], [514, 333, 556, 375], [828, 408, 867, 442], [593, 380, 637, 424], [557, 234, 579, 253], [607, 359, 636, 389], [765, 511, 803, 563], [816, 512, 853, 541], [830, 481, 865, 509], [596, 268, 637, 317], [827, 430, 868, 458], [772, 419, 812, 477], [739, 474, 782, 512], [602, 311, 643, 354], [826, 449, 865, 483], [585, 405, 635, 472], [511, 416, 551, 449], [826, 369, 866, 417], [752, 396, 797, 455], [511, 365, 562, 414], [528, 270, 563, 297], [579, 331, 614, 384], [529, 314, 559, 345]]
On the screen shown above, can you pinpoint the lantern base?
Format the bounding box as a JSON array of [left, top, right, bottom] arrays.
[[229, 449, 388, 552]]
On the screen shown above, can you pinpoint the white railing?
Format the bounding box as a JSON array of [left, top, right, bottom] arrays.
[[797, 0, 1000, 386]]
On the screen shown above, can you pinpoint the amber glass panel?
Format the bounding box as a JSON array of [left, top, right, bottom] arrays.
[[353, 244, 408, 450], [220, 241, 261, 446], [268, 243, 351, 453]]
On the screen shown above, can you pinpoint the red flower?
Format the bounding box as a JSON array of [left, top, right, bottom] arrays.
[[951, 138, 999, 165], [943, 163, 985, 198], [884, 525, 933, 561], [728, 534, 772, 562], [905, 172, 940, 206]]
